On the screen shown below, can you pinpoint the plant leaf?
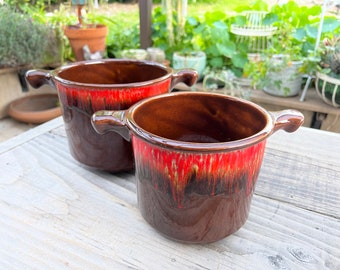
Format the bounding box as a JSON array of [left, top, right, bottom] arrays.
[[217, 41, 235, 57]]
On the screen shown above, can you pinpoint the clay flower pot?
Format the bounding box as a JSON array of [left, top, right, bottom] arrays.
[[8, 94, 61, 124], [64, 24, 108, 61], [91, 92, 304, 243]]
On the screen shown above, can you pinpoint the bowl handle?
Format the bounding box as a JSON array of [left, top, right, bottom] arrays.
[[25, 70, 56, 89], [271, 110, 304, 133], [170, 69, 198, 90], [91, 110, 131, 141]]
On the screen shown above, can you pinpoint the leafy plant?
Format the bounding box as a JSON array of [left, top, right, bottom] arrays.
[[0, 5, 55, 68], [151, 7, 248, 73], [319, 35, 340, 79], [106, 22, 140, 58], [152, 6, 200, 61], [26, 3, 76, 63], [315, 35, 340, 105], [241, 0, 340, 91]]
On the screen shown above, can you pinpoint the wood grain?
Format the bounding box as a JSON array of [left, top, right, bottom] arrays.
[[0, 117, 339, 269]]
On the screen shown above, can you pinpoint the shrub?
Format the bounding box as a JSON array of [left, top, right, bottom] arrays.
[[0, 5, 51, 68]]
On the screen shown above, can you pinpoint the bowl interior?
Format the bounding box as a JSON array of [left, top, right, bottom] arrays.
[[133, 93, 268, 143], [57, 61, 168, 85]]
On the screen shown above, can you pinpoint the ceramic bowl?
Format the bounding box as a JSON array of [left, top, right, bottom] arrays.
[[91, 92, 304, 243], [26, 59, 198, 172]]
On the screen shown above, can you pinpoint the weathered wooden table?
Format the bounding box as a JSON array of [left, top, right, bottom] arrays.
[[0, 117, 339, 269]]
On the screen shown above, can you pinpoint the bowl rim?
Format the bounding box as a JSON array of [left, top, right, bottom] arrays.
[[51, 59, 173, 89], [126, 92, 274, 152]]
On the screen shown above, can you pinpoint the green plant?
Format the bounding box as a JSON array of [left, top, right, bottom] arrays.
[[151, 7, 248, 73], [197, 10, 248, 76], [106, 21, 140, 58], [152, 6, 199, 61], [241, 1, 340, 91], [0, 5, 55, 68], [319, 35, 340, 79], [315, 35, 340, 105]]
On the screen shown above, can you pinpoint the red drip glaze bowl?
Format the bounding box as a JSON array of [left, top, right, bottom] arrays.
[[91, 92, 304, 243], [25, 59, 198, 172]]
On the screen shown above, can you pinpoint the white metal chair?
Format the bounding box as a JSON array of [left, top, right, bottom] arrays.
[[231, 11, 277, 52], [300, 0, 340, 101]]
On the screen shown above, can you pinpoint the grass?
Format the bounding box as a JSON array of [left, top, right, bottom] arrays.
[[187, 0, 254, 17], [95, 0, 255, 58], [95, 0, 255, 24]]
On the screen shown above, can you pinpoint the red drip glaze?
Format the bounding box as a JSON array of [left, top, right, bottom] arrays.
[[26, 60, 198, 172], [90, 91, 303, 242], [133, 135, 266, 243], [133, 137, 266, 206], [56, 80, 171, 172]]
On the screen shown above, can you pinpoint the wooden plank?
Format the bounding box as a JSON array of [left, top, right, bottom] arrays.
[[0, 130, 339, 269], [257, 128, 340, 219], [0, 116, 64, 154], [0, 68, 56, 119], [249, 88, 340, 115], [321, 113, 340, 133], [267, 127, 340, 163], [248, 102, 314, 128]]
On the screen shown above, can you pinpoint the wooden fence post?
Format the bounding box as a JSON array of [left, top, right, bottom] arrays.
[[139, 0, 153, 49]]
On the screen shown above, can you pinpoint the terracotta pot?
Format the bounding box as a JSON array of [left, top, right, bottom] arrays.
[[91, 92, 304, 243], [26, 59, 198, 172], [64, 24, 108, 61], [8, 94, 61, 124]]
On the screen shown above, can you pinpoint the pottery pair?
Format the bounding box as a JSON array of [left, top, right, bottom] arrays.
[[26, 59, 304, 244]]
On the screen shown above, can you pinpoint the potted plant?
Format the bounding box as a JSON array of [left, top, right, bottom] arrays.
[[0, 5, 61, 119], [152, 5, 207, 80], [64, 0, 108, 61], [242, 15, 311, 97], [315, 36, 340, 107], [261, 53, 304, 97], [234, 0, 340, 97], [172, 51, 207, 81]]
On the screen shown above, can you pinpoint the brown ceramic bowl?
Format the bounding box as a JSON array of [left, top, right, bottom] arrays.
[[91, 92, 304, 243], [26, 59, 198, 172]]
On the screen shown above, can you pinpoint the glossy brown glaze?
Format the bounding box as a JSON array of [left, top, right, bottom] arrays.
[[138, 177, 253, 243], [133, 93, 268, 143], [57, 61, 168, 85], [91, 92, 304, 242], [131, 95, 267, 243], [134, 138, 265, 243], [26, 60, 198, 172]]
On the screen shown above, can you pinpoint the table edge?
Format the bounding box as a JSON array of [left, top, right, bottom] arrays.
[[0, 116, 64, 154]]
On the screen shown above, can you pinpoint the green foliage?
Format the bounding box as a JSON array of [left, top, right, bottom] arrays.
[[5, 0, 340, 81], [319, 36, 340, 77], [0, 5, 54, 67], [4, 0, 46, 13], [239, 0, 340, 87], [106, 22, 140, 58], [152, 6, 198, 60]]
